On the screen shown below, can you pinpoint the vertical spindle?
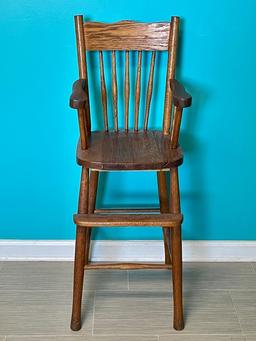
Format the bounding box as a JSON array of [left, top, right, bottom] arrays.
[[134, 51, 142, 131], [112, 51, 118, 131], [124, 51, 130, 131], [144, 51, 156, 130], [99, 52, 108, 131]]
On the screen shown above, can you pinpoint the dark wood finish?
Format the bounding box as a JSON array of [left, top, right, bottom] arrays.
[[94, 207, 160, 213], [70, 79, 87, 109], [112, 51, 118, 131], [124, 51, 130, 130], [77, 108, 88, 150], [70, 80, 89, 150], [170, 106, 182, 149], [84, 262, 172, 270], [76, 131, 183, 170], [134, 51, 142, 130], [71, 167, 89, 331], [84, 170, 99, 265], [144, 52, 156, 130], [99, 52, 108, 131], [84, 21, 170, 51], [157, 171, 171, 265], [70, 14, 192, 332], [74, 15, 91, 134], [163, 16, 179, 135], [74, 213, 182, 227], [75, 16, 87, 79], [170, 167, 184, 330], [170, 79, 192, 108]]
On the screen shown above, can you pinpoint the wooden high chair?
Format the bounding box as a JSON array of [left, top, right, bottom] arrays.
[[69, 15, 192, 332]]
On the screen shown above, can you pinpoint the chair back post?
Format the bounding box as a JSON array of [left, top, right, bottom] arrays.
[[163, 16, 180, 135], [74, 15, 91, 149]]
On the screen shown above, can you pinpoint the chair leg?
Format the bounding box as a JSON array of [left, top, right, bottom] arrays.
[[170, 167, 184, 330], [71, 167, 89, 331], [157, 171, 171, 264], [85, 170, 99, 265]]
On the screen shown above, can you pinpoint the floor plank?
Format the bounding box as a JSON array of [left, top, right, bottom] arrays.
[[129, 263, 256, 291], [0, 262, 128, 292], [159, 336, 245, 341], [0, 289, 93, 335], [230, 290, 256, 334], [6, 337, 157, 341], [183, 263, 256, 291], [1, 262, 256, 338], [93, 290, 241, 335], [84, 270, 128, 291], [0, 262, 73, 291]]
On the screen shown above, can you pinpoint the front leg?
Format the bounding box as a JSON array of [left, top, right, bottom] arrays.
[[170, 167, 184, 330], [71, 166, 89, 331]]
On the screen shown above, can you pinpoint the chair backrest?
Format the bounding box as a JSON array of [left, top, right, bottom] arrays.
[[74, 15, 180, 136]]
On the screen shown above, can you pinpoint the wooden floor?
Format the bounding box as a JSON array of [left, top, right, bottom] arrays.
[[0, 262, 256, 340]]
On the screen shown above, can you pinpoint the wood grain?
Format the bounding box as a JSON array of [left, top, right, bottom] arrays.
[[70, 14, 190, 334], [76, 130, 183, 170], [74, 212, 182, 227], [144, 51, 156, 130], [84, 170, 99, 265], [170, 106, 182, 149], [124, 51, 130, 130], [157, 171, 171, 265], [84, 20, 170, 51], [170, 167, 183, 330], [94, 208, 160, 213], [74, 15, 91, 134], [71, 166, 89, 331], [77, 108, 88, 150], [134, 51, 142, 130], [99, 52, 108, 131], [163, 16, 179, 134], [112, 51, 118, 131], [84, 262, 172, 270]]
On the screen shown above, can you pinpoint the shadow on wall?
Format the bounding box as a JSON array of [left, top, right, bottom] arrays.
[[180, 79, 210, 240]]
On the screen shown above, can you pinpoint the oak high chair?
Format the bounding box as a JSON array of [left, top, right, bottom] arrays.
[[69, 15, 192, 332]]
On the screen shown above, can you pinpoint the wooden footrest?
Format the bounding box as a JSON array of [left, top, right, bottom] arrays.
[[84, 262, 172, 270], [74, 213, 182, 227]]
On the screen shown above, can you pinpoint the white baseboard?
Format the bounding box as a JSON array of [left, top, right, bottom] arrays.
[[0, 240, 255, 262]]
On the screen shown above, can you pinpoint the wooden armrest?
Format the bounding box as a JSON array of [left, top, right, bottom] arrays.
[[170, 79, 192, 108], [70, 79, 88, 109]]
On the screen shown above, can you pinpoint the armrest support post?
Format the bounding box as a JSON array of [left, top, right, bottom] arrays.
[[77, 108, 88, 150], [170, 106, 183, 149]]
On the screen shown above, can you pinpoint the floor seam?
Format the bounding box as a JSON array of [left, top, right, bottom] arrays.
[[229, 289, 244, 336], [127, 270, 130, 290], [92, 290, 96, 336], [250, 262, 256, 273]]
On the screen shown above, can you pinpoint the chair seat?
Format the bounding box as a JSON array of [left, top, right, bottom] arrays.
[[76, 130, 183, 170]]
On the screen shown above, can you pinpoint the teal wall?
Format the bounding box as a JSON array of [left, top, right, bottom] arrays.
[[0, 0, 256, 240]]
